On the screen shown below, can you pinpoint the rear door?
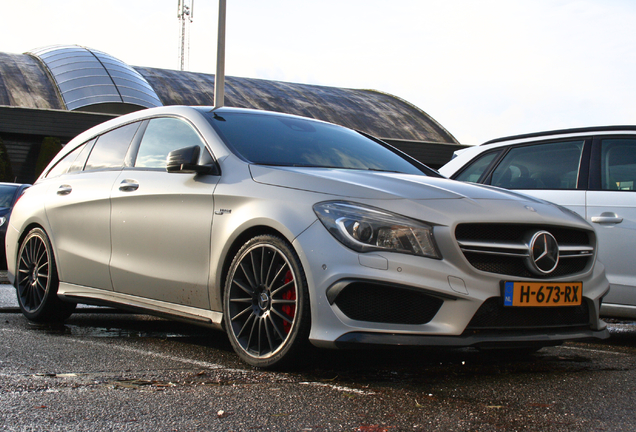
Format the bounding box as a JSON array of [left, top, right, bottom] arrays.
[[44, 122, 141, 290]]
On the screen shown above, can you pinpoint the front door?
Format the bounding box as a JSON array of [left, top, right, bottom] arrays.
[[109, 117, 219, 308], [587, 137, 636, 308]]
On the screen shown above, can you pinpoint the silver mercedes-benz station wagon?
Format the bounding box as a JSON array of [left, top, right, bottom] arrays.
[[6, 106, 609, 368]]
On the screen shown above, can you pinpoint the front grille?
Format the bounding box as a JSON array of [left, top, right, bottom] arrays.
[[465, 297, 591, 332], [456, 224, 590, 244], [463, 252, 589, 278], [455, 223, 594, 278], [333, 282, 444, 325]]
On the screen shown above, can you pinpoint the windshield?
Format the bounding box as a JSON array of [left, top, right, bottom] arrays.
[[205, 111, 428, 175], [0, 185, 17, 208]]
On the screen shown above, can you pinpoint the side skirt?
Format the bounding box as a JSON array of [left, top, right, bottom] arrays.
[[57, 282, 224, 329]]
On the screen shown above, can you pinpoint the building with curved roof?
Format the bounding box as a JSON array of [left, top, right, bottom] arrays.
[[28, 46, 162, 114], [0, 45, 465, 182]]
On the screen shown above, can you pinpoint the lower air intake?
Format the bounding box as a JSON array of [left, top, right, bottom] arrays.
[[333, 282, 443, 325], [465, 297, 591, 331]]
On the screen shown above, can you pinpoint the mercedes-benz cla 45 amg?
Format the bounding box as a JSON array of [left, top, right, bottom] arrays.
[[6, 106, 609, 367]]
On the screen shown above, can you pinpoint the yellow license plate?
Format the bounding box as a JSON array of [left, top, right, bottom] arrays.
[[503, 281, 582, 307]]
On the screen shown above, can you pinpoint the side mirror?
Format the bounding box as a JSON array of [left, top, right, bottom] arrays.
[[166, 146, 218, 175]]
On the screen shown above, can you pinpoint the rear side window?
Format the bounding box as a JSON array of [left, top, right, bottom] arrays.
[[490, 140, 585, 190], [66, 138, 95, 174], [45, 143, 86, 178], [601, 139, 636, 191], [85, 123, 141, 171], [135, 117, 207, 169]]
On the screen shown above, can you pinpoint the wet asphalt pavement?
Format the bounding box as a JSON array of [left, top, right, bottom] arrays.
[[2, 281, 636, 431]]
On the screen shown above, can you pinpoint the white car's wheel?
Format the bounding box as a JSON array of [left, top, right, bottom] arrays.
[[16, 228, 76, 322], [223, 235, 310, 368]]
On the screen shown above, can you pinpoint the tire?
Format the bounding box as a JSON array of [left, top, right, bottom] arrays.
[[16, 228, 76, 322], [223, 234, 311, 368]]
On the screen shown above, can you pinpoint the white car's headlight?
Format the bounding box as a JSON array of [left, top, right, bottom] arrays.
[[313, 201, 441, 259]]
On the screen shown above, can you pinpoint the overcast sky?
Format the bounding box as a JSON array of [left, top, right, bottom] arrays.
[[2, 0, 635, 144]]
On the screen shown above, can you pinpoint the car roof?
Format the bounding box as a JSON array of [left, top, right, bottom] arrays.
[[42, 106, 310, 178], [439, 124, 636, 178], [482, 125, 636, 146]]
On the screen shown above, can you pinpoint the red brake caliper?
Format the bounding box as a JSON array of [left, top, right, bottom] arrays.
[[281, 270, 296, 334]]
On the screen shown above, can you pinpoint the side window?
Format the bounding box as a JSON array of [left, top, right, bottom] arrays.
[[45, 143, 86, 178], [454, 151, 500, 182], [135, 117, 207, 169], [66, 138, 96, 174], [601, 139, 636, 191], [490, 140, 585, 190], [85, 122, 141, 171]]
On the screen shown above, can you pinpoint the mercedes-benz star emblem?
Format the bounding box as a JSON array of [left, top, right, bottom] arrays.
[[526, 230, 559, 275]]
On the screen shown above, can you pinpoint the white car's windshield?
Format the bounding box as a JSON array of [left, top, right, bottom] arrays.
[[206, 111, 431, 175]]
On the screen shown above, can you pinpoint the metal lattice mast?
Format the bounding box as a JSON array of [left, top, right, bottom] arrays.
[[177, 0, 194, 71]]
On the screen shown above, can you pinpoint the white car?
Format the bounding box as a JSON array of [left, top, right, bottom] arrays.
[[7, 107, 609, 368], [440, 126, 636, 319]]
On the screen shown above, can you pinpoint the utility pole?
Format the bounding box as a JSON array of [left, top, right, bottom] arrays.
[[214, 0, 226, 107]]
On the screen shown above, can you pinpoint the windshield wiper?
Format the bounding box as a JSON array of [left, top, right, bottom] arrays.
[[366, 168, 402, 173], [254, 163, 403, 173]]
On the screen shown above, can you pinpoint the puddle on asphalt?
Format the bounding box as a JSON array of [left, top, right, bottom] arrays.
[[66, 325, 198, 339], [25, 320, 202, 339]]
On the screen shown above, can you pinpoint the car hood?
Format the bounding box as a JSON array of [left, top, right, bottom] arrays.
[[249, 165, 590, 228], [250, 165, 542, 201]]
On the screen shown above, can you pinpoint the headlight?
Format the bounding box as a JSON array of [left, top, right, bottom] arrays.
[[0, 216, 6, 227], [313, 201, 441, 259]]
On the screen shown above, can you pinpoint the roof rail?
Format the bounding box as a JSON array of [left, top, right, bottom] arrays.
[[482, 125, 636, 146]]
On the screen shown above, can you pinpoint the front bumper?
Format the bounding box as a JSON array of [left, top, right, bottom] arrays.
[[294, 220, 610, 349]]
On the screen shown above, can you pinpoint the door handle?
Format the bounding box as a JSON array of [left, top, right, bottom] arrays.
[[57, 185, 72, 195], [591, 212, 623, 224], [119, 179, 139, 192]]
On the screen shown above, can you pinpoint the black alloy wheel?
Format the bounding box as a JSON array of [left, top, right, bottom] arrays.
[[224, 235, 310, 368], [16, 228, 75, 322]]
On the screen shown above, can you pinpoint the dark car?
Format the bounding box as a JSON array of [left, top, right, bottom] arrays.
[[0, 183, 30, 269]]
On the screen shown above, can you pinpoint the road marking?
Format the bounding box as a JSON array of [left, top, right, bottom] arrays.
[[0, 327, 244, 372], [560, 345, 628, 355], [299, 381, 375, 395], [66, 337, 242, 370], [3, 328, 373, 394]]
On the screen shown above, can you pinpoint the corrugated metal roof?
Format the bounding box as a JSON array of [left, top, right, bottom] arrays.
[[135, 67, 458, 144], [0, 52, 63, 109]]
